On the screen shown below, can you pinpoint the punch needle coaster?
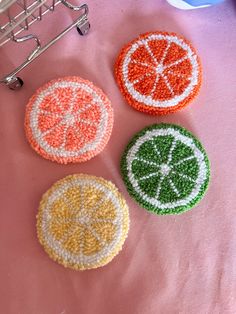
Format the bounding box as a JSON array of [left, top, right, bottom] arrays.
[[121, 124, 210, 215], [37, 174, 129, 270], [25, 77, 113, 164], [115, 32, 202, 115]]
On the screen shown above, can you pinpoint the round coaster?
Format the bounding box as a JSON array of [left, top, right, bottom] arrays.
[[121, 124, 210, 215], [37, 174, 129, 270], [115, 31, 202, 115], [25, 77, 113, 164]]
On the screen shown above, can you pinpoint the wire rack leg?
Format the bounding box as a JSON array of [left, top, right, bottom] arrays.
[[0, 2, 90, 90]]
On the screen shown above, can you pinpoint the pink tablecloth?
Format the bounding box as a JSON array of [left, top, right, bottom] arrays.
[[1, 0, 236, 313]]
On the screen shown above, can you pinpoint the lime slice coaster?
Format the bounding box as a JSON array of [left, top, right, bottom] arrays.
[[121, 124, 210, 215], [37, 174, 129, 270], [25, 77, 113, 164]]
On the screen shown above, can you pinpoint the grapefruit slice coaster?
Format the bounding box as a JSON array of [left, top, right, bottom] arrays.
[[115, 32, 202, 115], [37, 174, 130, 270], [25, 77, 113, 164], [121, 124, 210, 215]]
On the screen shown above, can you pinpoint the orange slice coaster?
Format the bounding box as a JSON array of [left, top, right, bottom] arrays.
[[25, 77, 114, 164], [115, 31, 202, 115]]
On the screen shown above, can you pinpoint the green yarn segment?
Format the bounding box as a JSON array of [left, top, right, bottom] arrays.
[[121, 123, 210, 215]]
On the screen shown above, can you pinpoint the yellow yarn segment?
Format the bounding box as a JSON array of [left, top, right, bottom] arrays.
[[37, 174, 129, 270]]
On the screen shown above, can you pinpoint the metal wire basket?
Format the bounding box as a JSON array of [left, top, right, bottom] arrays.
[[0, 0, 90, 90]]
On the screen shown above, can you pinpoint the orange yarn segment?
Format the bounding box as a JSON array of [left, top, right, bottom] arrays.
[[115, 31, 202, 115], [25, 77, 113, 164]]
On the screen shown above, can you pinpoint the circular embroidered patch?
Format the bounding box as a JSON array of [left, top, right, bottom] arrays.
[[25, 77, 113, 164], [121, 124, 210, 215], [37, 174, 129, 270], [115, 31, 202, 115]]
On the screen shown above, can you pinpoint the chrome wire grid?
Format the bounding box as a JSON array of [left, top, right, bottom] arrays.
[[0, 0, 90, 89]]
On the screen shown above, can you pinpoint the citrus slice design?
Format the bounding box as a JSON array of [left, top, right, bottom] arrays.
[[115, 32, 202, 115], [25, 77, 113, 164], [37, 174, 129, 270], [121, 124, 210, 215]]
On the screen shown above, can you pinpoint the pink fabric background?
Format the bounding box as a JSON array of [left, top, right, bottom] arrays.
[[1, 0, 236, 313]]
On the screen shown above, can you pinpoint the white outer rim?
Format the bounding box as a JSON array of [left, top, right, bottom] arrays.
[[40, 177, 126, 266], [122, 34, 199, 108], [126, 127, 208, 210], [29, 80, 109, 158]]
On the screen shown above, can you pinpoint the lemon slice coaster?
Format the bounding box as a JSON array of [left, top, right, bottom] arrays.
[[25, 76, 113, 164], [37, 174, 129, 270], [115, 31, 202, 115], [121, 124, 210, 215]]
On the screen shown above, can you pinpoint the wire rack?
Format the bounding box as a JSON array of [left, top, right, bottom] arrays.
[[0, 0, 90, 90]]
